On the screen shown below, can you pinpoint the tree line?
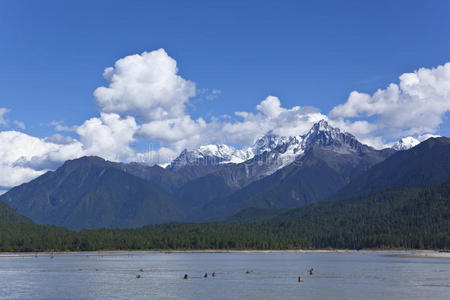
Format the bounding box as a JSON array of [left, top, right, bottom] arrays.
[[1, 180, 449, 252]]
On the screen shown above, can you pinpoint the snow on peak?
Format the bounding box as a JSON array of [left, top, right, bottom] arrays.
[[392, 136, 420, 151], [247, 131, 306, 175], [304, 120, 344, 142], [244, 120, 364, 175], [169, 120, 360, 171], [197, 144, 254, 163], [168, 144, 254, 169], [252, 132, 292, 155]]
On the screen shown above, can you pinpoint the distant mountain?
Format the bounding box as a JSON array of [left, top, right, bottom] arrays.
[[333, 137, 450, 201], [194, 120, 395, 220], [167, 130, 308, 188], [0, 157, 183, 230], [168, 144, 254, 170], [176, 174, 234, 212], [100, 160, 187, 192], [196, 121, 342, 190], [392, 136, 420, 151]]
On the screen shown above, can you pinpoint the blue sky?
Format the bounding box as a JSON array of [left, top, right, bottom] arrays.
[[1, 0, 450, 190]]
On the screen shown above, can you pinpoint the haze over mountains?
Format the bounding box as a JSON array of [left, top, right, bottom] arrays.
[[1, 120, 449, 231]]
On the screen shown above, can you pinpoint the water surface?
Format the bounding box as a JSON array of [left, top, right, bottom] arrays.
[[0, 251, 449, 299]]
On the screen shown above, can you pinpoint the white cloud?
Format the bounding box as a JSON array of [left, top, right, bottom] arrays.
[[256, 96, 285, 118], [0, 130, 84, 188], [134, 147, 180, 166], [418, 133, 441, 142], [219, 96, 327, 146], [0, 108, 10, 125], [0, 113, 138, 190], [76, 113, 138, 161], [94, 49, 196, 122], [139, 116, 206, 145], [330, 62, 450, 143]]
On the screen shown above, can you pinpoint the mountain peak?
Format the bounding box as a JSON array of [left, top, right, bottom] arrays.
[[302, 120, 359, 151], [392, 136, 420, 151], [316, 119, 333, 129], [308, 119, 342, 136], [252, 132, 292, 155], [61, 156, 107, 169]]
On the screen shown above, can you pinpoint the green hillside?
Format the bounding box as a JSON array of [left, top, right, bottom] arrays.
[[1, 180, 449, 251]]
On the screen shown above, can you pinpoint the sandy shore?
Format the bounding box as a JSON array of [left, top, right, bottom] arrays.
[[0, 249, 353, 257], [0, 249, 449, 258], [388, 250, 450, 258]]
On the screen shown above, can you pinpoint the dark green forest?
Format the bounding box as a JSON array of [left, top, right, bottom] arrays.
[[1, 180, 449, 252]]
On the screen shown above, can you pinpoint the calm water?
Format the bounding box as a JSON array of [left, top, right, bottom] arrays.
[[0, 251, 449, 299]]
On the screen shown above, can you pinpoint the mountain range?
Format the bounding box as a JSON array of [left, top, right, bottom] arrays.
[[1, 120, 449, 230]]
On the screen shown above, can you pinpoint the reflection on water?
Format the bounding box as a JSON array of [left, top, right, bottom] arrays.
[[0, 251, 449, 299]]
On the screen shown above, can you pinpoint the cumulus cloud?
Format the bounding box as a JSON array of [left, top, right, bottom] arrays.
[[0, 131, 84, 187], [140, 116, 207, 146], [94, 49, 196, 122], [76, 113, 138, 161], [0, 113, 139, 190], [330, 62, 450, 142], [219, 96, 327, 146]]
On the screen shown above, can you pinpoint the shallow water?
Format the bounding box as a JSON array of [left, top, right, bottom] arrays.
[[0, 251, 449, 299]]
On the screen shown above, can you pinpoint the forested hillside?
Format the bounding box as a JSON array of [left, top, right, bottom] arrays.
[[1, 180, 449, 252]]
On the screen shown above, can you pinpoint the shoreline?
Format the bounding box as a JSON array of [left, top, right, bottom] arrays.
[[1, 249, 449, 258]]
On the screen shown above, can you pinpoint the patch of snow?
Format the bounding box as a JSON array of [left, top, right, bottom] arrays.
[[392, 136, 420, 151]]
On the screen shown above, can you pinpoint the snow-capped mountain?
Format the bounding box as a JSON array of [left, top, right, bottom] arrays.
[[392, 136, 420, 151], [168, 120, 365, 174], [200, 120, 396, 218], [168, 144, 254, 170], [246, 119, 364, 176], [303, 119, 352, 148]]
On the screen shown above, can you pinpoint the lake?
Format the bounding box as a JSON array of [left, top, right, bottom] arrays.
[[0, 251, 449, 299]]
